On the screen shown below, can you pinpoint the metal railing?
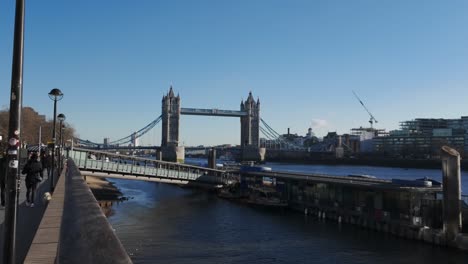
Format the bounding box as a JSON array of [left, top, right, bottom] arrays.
[[68, 147, 239, 185]]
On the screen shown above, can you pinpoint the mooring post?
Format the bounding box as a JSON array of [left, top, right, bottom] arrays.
[[441, 146, 462, 242], [208, 148, 216, 169]]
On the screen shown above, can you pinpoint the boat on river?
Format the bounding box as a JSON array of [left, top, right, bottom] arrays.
[[240, 165, 272, 172], [245, 187, 288, 208], [347, 174, 376, 179], [217, 188, 245, 199], [391, 178, 433, 187]]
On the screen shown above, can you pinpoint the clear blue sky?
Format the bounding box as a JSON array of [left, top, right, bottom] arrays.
[[1, 0, 468, 146]]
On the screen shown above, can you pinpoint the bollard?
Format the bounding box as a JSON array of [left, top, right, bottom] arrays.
[[441, 146, 462, 243], [208, 148, 216, 169], [338, 216, 342, 223]]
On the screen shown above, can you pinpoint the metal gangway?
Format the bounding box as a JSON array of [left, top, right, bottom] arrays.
[[68, 148, 239, 187]]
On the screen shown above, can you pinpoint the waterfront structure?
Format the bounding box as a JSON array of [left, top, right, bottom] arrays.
[[161, 87, 265, 162], [373, 117, 468, 158], [241, 148, 467, 249]]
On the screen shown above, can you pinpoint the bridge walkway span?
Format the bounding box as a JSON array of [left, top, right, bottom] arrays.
[[69, 148, 239, 187]]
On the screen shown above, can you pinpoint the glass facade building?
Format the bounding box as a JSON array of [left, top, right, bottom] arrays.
[[373, 117, 468, 158]]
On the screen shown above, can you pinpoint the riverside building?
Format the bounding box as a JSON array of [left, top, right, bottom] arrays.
[[373, 117, 468, 158]]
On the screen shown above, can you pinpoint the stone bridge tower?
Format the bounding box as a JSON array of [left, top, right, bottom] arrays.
[[161, 87, 184, 162], [240, 92, 265, 162]]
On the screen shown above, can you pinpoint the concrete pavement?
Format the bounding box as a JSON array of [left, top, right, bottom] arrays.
[[0, 173, 51, 263]]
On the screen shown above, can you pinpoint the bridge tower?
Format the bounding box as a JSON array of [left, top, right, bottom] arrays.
[[131, 132, 139, 147], [161, 86, 185, 162], [240, 92, 265, 162]]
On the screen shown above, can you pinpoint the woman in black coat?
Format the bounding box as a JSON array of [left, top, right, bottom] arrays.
[[22, 152, 43, 207]]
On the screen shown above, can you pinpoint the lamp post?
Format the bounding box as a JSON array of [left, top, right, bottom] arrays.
[[48, 88, 63, 192], [3, 1, 25, 263], [57, 113, 65, 171]]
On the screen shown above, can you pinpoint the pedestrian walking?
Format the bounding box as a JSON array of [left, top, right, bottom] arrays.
[[22, 152, 43, 207], [41, 150, 51, 179]]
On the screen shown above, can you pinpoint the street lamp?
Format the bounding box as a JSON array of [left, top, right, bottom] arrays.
[[3, 1, 25, 263], [48, 88, 63, 192], [57, 113, 66, 171], [57, 113, 65, 171]]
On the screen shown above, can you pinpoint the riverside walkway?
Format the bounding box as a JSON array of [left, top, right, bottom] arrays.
[[0, 173, 52, 262], [21, 160, 132, 264]]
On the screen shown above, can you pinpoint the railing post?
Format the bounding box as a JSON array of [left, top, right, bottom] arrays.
[[77, 151, 81, 167], [84, 151, 88, 169], [441, 146, 462, 242], [116, 157, 120, 173], [154, 161, 158, 176]]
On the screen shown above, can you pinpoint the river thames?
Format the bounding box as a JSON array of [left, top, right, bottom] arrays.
[[107, 162, 468, 263]]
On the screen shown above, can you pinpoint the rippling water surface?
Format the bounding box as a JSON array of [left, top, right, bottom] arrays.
[[108, 162, 468, 264]]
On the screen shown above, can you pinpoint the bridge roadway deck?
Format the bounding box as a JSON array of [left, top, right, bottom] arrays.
[[244, 170, 442, 192], [181, 108, 247, 117]]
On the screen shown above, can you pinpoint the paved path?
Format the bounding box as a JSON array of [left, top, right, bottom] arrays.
[[0, 173, 51, 263]]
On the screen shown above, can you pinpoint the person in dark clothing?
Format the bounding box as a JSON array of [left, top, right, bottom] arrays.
[[40, 150, 52, 179], [0, 152, 6, 208], [22, 152, 43, 207]]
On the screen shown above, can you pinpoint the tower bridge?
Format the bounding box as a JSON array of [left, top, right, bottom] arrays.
[[161, 87, 265, 162], [75, 87, 305, 161]]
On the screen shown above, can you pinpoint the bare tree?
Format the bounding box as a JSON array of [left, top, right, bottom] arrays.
[[0, 106, 76, 147]]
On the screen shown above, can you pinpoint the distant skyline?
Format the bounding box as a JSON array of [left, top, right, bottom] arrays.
[[1, 0, 468, 146]]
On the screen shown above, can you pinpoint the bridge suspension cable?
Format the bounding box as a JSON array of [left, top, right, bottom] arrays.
[[75, 115, 162, 147], [259, 119, 306, 150], [109, 115, 162, 145]]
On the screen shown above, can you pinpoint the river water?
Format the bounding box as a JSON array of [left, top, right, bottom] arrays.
[[107, 162, 468, 263]]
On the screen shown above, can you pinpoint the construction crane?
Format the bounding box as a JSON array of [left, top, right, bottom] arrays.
[[352, 91, 378, 128]]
